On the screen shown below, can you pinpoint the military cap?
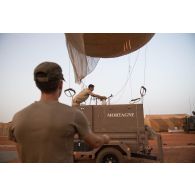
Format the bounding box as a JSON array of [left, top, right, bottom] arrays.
[[34, 61, 64, 82]]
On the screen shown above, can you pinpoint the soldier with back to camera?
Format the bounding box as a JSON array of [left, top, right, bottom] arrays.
[[9, 61, 109, 163]]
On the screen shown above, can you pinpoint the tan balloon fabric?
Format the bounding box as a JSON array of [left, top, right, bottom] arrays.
[[65, 33, 100, 83], [65, 33, 154, 83], [83, 33, 154, 58]]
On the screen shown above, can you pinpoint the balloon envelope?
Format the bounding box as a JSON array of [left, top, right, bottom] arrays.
[[65, 33, 154, 83]]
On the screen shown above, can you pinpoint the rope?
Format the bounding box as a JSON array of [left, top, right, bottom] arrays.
[[68, 58, 71, 88], [113, 49, 140, 103], [129, 54, 133, 99], [81, 80, 87, 90], [143, 45, 148, 86], [114, 44, 149, 105], [140, 45, 148, 104]]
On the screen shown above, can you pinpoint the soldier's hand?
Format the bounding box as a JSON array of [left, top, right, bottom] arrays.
[[102, 134, 110, 144]]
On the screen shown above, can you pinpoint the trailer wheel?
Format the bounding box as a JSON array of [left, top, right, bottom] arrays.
[[96, 147, 124, 163]]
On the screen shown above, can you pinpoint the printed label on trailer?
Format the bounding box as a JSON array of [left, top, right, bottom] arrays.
[[107, 113, 135, 118]]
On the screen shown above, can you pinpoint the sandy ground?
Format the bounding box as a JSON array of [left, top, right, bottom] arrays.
[[149, 132, 195, 163], [0, 132, 195, 163]]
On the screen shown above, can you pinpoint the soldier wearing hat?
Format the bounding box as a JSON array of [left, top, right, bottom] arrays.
[[72, 84, 107, 106], [9, 61, 109, 163]]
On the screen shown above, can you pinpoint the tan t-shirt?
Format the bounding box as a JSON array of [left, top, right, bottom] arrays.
[[73, 88, 100, 104], [73, 88, 91, 104], [9, 100, 91, 163]]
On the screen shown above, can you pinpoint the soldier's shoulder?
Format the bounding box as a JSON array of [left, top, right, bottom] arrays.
[[58, 102, 79, 113]]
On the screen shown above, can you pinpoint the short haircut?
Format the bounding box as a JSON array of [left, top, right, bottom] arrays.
[[35, 72, 60, 93], [88, 84, 94, 89], [34, 61, 64, 93]]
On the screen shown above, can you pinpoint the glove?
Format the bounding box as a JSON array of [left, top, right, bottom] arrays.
[[100, 96, 107, 100]]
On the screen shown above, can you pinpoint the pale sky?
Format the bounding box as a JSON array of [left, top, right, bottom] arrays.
[[0, 33, 195, 122]]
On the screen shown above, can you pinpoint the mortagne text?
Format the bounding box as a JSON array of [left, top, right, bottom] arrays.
[[107, 113, 135, 118]]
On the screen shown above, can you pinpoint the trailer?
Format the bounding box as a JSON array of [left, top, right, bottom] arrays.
[[73, 104, 163, 162]]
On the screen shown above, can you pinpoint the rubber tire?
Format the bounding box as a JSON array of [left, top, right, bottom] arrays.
[[96, 147, 124, 163]]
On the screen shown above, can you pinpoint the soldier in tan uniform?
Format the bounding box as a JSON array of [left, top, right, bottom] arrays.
[[9, 62, 109, 163], [72, 84, 107, 106]]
